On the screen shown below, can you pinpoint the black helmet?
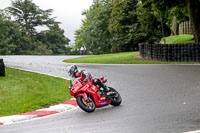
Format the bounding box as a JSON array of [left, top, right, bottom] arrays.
[[68, 65, 78, 77]]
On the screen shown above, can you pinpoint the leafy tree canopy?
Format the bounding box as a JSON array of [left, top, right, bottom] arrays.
[[0, 0, 70, 55]]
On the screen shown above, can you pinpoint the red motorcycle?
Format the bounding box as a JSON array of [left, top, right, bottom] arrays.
[[69, 76, 122, 112]]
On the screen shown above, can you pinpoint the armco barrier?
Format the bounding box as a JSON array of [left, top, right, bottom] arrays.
[[138, 43, 200, 62]]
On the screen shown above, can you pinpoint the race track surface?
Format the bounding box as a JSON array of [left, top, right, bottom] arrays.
[[1, 56, 200, 133]]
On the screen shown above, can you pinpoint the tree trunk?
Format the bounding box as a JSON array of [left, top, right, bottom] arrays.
[[171, 16, 177, 36], [187, 0, 200, 43]]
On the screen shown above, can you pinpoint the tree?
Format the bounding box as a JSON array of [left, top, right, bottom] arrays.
[[0, 10, 17, 55], [74, 29, 84, 49], [137, 1, 164, 43], [109, 0, 142, 52], [151, 0, 200, 42], [7, 0, 56, 38], [2, 0, 71, 55], [187, 0, 200, 42], [37, 24, 70, 55], [0, 9, 38, 55], [74, 0, 113, 54]]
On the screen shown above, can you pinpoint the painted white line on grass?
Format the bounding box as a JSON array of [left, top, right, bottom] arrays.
[[6, 66, 70, 80]]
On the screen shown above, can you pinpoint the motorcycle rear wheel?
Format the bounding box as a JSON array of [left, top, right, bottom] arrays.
[[76, 96, 95, 113], [109, 87, 122, 106]]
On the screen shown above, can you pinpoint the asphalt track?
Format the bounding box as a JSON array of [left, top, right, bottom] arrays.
[[1, 56, 200, 133]]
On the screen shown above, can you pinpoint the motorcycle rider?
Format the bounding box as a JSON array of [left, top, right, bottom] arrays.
[[68, 65, 114, 96]]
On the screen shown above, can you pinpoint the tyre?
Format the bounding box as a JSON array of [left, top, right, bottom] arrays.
[[76, 95, 95, 113], [109, 87, 122, 106]]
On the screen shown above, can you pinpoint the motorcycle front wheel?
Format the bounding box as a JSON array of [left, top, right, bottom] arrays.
[[109, 87, 122, 106], [76, 96, 95, 113]]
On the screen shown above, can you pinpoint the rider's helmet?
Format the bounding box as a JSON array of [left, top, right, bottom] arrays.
[[68, 65, 78, 77]]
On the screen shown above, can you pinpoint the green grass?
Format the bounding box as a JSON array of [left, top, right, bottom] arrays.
[[64, 52, 199, 64], [0, 67, 71, 117], [160, 34, 194, 44]]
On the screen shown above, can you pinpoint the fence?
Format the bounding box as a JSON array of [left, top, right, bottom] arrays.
[[139, 43, 200, 62], [179, 21, 193, 35]]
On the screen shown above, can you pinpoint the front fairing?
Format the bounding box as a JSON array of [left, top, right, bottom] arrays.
[[70, 80, 83, 96], [70, 80, 97, 96]]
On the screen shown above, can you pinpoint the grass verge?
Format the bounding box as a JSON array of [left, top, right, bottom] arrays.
[[0, 67, 71, 117], [64, 52, 199, 64], [160, 34, 194, 44]]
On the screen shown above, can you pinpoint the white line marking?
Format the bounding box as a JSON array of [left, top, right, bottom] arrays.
[[184, 130, 200, 133], [6, 66, 70, 80]]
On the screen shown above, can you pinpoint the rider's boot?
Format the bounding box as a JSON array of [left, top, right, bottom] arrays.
[[103, 84, 116, 96], [98, 82, 114, 96], [93, 78, 115, 96], [106, 89, 116, 96]]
